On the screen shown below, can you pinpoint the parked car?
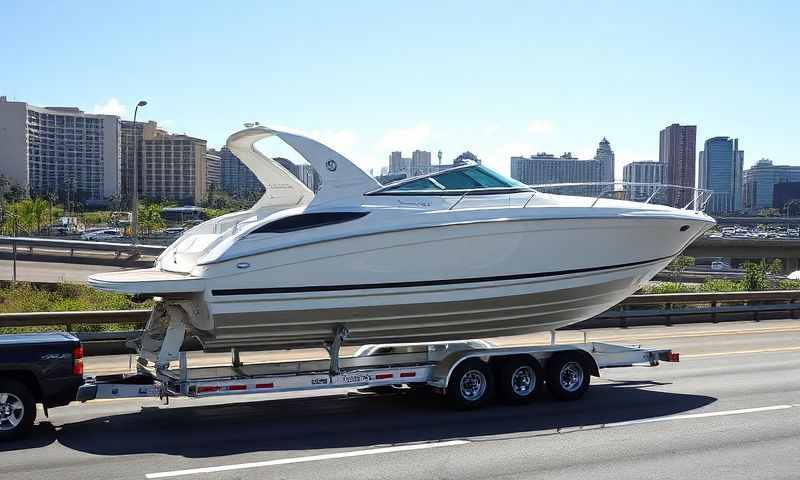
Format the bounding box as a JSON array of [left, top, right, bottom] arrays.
[[711, 260, 732, 271], [163, 227, 186, 237], [82, 229, 123, 241]]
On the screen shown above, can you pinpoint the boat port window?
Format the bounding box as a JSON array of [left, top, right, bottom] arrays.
[[252, 211, 369, 234]]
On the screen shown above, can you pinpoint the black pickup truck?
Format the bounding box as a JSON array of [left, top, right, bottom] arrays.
[[0, 333, 84, 440]]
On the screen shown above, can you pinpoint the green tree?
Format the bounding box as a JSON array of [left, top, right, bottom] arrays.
[[138, 203, 165, 235], [667, 255, 695, 282], [739, 262, 769, 291], [11, 198, 47, 234], [766, 258, 784, 275]]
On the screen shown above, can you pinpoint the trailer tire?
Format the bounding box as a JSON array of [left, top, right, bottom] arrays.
[[0, 379, 37, 441], [499, 357, 543, 404], [545, 352, 591, 401], [446, 359, 494, 409]]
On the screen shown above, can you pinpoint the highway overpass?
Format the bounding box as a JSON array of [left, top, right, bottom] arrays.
[[685, 237, 800, 271]]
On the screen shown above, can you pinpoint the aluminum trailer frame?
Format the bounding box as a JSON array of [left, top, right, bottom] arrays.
[[76, 338, 678, 406]]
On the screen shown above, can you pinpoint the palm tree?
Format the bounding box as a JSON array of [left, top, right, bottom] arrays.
[[31, 197, 48, 232]]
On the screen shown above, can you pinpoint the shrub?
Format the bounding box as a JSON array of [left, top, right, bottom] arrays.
[[778, 279, 800, 290], [700, 279, 742, 293], [639, 282, 696, 294], [739, 262, 770, 291], [0, 282, 149, 333]]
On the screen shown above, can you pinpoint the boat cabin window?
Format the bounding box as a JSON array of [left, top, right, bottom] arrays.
[[370, 164, 530, 195], [252, 211, 369, 234]]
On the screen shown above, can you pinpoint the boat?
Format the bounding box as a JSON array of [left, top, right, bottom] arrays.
[[89, 125, 715, 362]]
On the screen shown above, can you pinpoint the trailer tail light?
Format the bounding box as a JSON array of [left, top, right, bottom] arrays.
[[72, 344, 84, 376], [666, 352, 680, 362]]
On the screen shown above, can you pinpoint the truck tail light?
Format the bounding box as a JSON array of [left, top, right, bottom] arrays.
[[72, 344, 84, 376]]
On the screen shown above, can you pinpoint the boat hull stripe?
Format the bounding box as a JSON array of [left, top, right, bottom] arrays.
[[211, 254, 674, 297]]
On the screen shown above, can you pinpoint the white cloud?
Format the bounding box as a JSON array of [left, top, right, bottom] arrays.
[[312, 129, 360, 154], [376, 123, 432, 152], [92, 98, 127, 117], [487, 142, 539, 176], [527, 120, 554, 135]]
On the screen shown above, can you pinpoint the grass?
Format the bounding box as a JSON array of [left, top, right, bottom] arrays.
[[0, 282, 150, 333]]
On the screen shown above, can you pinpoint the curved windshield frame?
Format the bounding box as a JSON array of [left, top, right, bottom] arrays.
[[367, 164, 532, 196]]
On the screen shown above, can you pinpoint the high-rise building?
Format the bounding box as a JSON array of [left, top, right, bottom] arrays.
[[0, 96, 121, 202], [388, 150, 433, 176], [205, 149, 222, 191], [594, 137, 615, 183], [773, 182, 800, 212], [296, 163, 320, 192], [659, 123, 697, 208], [510, 152, 602, 196], [120, 120, 207, 204], [743, 159, 800, 211], [410, 150, 431, 176], [698, 137, 744, 214], [219, 146, 265, 198], [389, 151, 408, 175], [274, 157, 320, 192], [622, 161, 663, 202], [274, 157, 299, 177]]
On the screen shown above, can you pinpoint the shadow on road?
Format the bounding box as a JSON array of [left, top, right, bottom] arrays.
[[2, 381, 716, 456]]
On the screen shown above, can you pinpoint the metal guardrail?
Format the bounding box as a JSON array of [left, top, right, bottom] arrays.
[[0, 236, 165, 257], [2, 290, 799, 331]]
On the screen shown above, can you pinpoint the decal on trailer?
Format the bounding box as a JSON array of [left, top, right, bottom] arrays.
[[341, 374, 370, 384]]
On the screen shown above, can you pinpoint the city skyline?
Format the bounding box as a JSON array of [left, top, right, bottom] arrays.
[[2, 93, 794, 214], [1, 2, 797, 179]]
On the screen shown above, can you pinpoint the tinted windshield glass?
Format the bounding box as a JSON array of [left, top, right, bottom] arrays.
[[379, 165, 528, 193], [390, 178, 442, 191]]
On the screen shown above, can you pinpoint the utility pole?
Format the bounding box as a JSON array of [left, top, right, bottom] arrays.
[[131, 100, 148, 244]]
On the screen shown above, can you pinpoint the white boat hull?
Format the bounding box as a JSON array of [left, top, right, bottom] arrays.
[[177, 215, 704, 350]]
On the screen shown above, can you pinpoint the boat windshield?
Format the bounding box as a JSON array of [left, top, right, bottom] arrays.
[[371, 164, 530, 194]]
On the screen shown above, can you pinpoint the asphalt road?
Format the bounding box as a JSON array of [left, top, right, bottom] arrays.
[[2, 320, 800, 480], [0, 259, 124, 284]]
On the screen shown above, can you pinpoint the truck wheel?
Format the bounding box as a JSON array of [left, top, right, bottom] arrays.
[[545, 353, 591, 401], [447, 359, 494, 409], [0, 379, 37, 441], [499, 357, 543, 404]]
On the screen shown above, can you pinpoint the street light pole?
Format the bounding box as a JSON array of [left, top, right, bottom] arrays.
[[11, 214, 17, 286], [131, 100, 147, 244]]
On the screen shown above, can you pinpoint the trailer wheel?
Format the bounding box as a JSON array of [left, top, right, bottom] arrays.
[[499, 357, 543, 404], [447, 359, 494, 409], [0, 379, 37, 441], [545, 353, 591, 401]]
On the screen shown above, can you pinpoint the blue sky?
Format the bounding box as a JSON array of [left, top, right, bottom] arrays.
[[1, 1, 798, 178]]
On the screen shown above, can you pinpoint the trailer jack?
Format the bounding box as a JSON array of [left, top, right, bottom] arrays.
[[324, 325, 350, 377]]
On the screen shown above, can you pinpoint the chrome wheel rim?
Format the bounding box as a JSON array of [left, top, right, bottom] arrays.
[[0, 393, 24, 431], [559, 362, 584, 392], [511, 366, 535, 396], [460, 370, 487, 401]]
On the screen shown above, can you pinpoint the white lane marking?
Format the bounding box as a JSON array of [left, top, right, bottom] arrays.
[[145, 404, 795, 478], [145, 440, 470, 478], [606, 404, 794, 428]]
